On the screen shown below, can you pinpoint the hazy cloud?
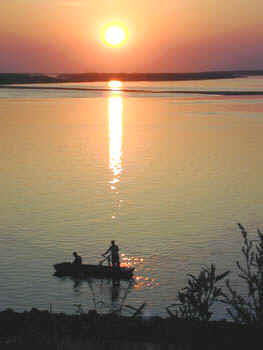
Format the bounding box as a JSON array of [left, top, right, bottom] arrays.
[[57, 0, 85, 7]]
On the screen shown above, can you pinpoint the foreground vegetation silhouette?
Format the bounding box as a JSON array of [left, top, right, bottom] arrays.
[[167, 223, 263, 326], [167, 264, 229, 321], [223, 223, 263, 325], [1, 224, 263, 349]]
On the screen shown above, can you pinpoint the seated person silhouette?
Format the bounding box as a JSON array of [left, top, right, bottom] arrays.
[[72, 252, 82, 265]]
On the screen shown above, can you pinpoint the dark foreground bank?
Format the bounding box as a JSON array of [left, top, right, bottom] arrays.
[[0, 308, 262, 350]]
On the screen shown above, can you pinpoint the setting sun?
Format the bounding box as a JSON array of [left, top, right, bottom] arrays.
[[103, 25, 127, 47]]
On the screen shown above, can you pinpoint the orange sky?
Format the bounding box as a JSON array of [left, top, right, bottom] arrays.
[[1, 0, 263, 73]]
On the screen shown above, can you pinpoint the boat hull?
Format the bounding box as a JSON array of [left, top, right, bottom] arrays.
[[54, 262, 134, 279]]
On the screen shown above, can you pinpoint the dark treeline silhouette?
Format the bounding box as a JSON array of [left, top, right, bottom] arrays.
[[56, 70, 263, 82], [0, 73, 61, 84], [1, 70, 263, 85]]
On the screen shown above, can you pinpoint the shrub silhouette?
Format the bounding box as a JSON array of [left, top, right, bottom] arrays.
[[167, 264, 229, 321], [167, 223, 263, 325], [223, 223, 263, 325]]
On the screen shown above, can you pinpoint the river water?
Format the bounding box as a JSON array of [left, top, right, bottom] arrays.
[[1, 77, 263, 318]]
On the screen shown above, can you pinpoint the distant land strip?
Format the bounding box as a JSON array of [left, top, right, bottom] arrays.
[[1, 85, 263, 96], [0, 70, 263, 85]]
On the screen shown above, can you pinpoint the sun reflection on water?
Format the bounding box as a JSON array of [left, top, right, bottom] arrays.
[[108, 82, 123, 221], [108, 95, 123, 182], [107, 81, 158, 292], [121, 253, 160, 290], [108, 80, 122, 90]]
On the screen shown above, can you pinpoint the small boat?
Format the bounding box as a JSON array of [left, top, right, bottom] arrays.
[[54, 262, 135, 280]]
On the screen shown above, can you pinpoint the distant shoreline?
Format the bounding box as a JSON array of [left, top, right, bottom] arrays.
[[1, 71, 263, 96], [1, 84, 263, 96], [0, 70, 263, 85]]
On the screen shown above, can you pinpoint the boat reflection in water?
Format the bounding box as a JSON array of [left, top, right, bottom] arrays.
[[72, 277, 134, 315], [57, 253, 159, 315]]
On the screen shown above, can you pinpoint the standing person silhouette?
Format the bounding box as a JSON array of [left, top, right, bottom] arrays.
[[102, 240, 120, 268]]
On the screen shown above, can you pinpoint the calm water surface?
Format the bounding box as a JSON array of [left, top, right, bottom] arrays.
[[1, 78, 263, 318]]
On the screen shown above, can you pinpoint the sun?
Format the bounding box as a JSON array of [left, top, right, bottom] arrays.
[[103, 25, 127, 47]]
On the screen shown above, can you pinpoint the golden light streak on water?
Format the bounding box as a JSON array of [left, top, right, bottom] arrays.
[[120, 254, 159, 290], [108, 95, 123, 180], [108, 89, 123, 221]]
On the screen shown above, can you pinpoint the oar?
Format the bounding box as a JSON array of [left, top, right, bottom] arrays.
[[99, 254, 111, 266]]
